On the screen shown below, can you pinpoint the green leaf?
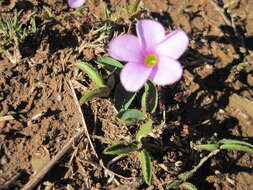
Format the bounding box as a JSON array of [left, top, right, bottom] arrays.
[[139, 150, 153, 185], [75, 62, 105, 87], [219, 139, 253, 149], [114, 83, 136, 111], [194, 144, 219, 151], [117, 109, 145, 124], [97, 57, 123, 68], [141, 80, 158, 114], [179, 182, 198, 190], [220, 144, 253, 153], [136, 120, 153, 142], [103, 142, 138, 155], [130, 0, 141, 13], [79, 86, 110, 104], [166, 180, 183, 189], [219, 139, 253, 153]]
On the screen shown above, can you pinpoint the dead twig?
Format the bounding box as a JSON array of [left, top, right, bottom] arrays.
[[179, 149, 220, 180], [68, 80, 99, 158], [165, 149, 220, 188], [21, 128, 85, 190], [107, 154, 127, 169], [69, 80, 133, 184], [20, 81, 93, 190], [209, 0, 232, 26], [99, 159, 134, 180]]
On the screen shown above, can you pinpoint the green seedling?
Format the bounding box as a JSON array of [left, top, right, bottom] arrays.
[[0, 10, 36, 46], [0, 10, 37, 63], [104, 120, 154, 185]]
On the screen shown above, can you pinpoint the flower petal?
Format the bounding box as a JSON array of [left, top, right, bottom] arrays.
[[68, 0, 85, 8], [156, 29, 189, 59], [136, 19, 165, 51], [150, 57, 183, 85], [108, 34, 143, 62], [120, 62, 152, 92]]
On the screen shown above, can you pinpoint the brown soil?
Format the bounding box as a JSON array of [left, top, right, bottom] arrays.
[[0, 0, 253, 189]]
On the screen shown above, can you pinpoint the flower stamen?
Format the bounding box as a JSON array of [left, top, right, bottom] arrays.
[[144, 54, 158, 67]]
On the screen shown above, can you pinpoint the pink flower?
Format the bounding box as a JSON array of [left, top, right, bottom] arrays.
[[68, 0, 85, 8], [108, 19, 189, 92]]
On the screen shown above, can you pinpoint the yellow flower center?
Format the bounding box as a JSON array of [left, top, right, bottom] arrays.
[[144, 54, 158, 67]]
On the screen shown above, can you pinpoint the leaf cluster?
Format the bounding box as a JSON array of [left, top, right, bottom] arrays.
[[75, 57, 158, 124], [104, 120, 154, 185]]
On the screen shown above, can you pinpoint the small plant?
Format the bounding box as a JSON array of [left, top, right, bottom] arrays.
[[0, 10, 36, 47], [74, 18, 189, 186], [75, 19, 188, 123], [165, 139, 253, 189], [0, 10, 37, 63], [103, 120, 154, 185], [75, 57, 158, 123], [75, 61, 111, 104]]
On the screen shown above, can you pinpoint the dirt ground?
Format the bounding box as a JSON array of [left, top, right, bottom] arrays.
[[0, 0, 253, 189]]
